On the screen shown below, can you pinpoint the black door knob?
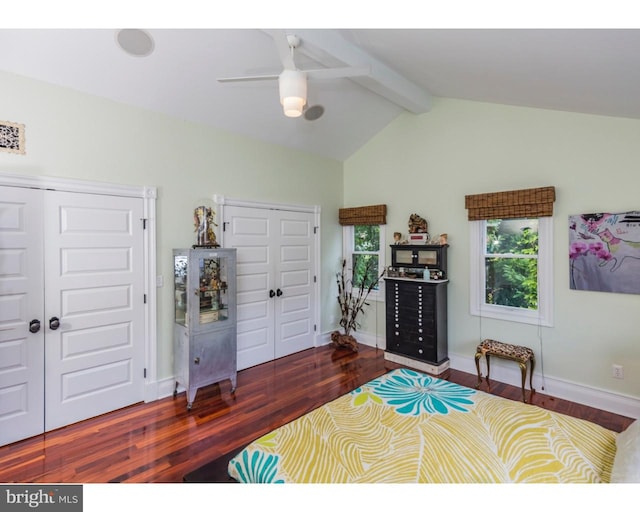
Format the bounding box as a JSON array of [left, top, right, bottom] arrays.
[[269, 289, 275, 298], [29, 319, 41, 333], [276, 288, 283, 297], [49, 317, 60, 330]]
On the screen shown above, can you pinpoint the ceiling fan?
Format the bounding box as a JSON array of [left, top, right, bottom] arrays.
[[217, 32, 370, 118]]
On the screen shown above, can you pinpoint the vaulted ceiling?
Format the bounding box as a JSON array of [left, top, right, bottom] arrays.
[[1, 28, 639, 161]]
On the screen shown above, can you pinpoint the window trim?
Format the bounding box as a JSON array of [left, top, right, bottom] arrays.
[[342, 224, 386, 302], [469, 217, 553, 326]]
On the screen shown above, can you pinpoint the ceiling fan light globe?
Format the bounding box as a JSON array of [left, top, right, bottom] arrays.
[[279, 69, 307, 117], [282, 96, 305, 117]]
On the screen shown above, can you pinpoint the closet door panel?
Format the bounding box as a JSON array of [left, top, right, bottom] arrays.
[[274, 213, 314, 358], [0, 187, 45, 446], [224, 206, 275, 370], [43, 191, 145, 431]]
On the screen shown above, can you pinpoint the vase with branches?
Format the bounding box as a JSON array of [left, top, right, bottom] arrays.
[[331, 257, 385, 351]]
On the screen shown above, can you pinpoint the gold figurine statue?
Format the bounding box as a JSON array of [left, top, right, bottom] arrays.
[[193, 206, 219, 247]]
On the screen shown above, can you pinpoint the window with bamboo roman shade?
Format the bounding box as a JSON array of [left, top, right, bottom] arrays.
[[466, 185, 555, 327], [338, 204, 387, 225], [464, 186, 555, 221]]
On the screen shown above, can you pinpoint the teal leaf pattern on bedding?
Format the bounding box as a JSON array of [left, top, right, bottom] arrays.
[[229, 449, 284, 483], [366, 368, 476, 415]]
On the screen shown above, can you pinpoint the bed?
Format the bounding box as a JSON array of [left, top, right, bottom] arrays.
[[226, 368, 639, 483]]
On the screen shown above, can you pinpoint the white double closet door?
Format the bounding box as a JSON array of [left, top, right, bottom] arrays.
[[0, 186, 145, 446], [222, 205, 317, 370]]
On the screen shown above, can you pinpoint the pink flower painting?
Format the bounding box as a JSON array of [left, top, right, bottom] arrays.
[[569, 212, 640, 294]]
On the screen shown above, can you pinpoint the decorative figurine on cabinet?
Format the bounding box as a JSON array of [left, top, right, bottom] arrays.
[[193, 206, 219, 247], [408, 213, 428, 233], [393, 232, 408, 245]]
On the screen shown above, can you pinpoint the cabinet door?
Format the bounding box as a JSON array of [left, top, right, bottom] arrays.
[[188, 249, 236, 332], [416, 249, 439, 267], [393, 247, 416, 266], [189, 329, 237, 389]]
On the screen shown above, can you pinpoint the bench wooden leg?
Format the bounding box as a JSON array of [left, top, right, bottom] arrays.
[[486, 354, 491, 383], [474, 351, 482, 388], [529, 356, 536, 394], [518, 361, 527, 402]]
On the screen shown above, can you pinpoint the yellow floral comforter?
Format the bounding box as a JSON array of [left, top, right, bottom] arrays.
[[227, 368, 616, 483]]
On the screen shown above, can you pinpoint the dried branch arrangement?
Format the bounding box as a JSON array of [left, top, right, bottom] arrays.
[[332, 258, 384, 351]]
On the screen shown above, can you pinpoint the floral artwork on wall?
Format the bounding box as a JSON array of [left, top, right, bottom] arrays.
[[569, 211, 640, 294]]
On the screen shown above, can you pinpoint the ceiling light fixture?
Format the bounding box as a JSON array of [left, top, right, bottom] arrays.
[[279, 69, 307, 118]]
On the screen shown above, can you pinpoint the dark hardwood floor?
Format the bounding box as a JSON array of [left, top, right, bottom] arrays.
[[0, 344, 634, 483]]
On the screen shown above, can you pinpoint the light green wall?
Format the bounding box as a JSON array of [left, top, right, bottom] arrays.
[[344, 97, 640, 399], [5, 69, 639, 400], [0, 70, 344, 379]]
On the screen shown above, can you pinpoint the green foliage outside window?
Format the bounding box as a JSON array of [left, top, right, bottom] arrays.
[[352, 225, 380, 289], [485, 219, 538, 310]]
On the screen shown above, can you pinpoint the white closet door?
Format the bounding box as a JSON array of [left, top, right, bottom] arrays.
[[224, 206, 277, 370], [224, 205, 316, 370], [0, 187, 45, 446], [43, 191, 145, 431], [273, 210, 315, 359]]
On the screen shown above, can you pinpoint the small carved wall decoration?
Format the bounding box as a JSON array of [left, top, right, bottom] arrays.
[[0, 120, 25, 155]]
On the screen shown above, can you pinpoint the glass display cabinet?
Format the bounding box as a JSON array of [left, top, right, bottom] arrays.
[[173, 247, 237, 410]]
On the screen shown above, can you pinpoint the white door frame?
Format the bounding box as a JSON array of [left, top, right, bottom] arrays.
[[0, 172, 158, 401], [214, 194, 322, 348]]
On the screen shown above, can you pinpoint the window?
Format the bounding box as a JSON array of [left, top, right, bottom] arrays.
[[470, 217, 553, 326], [339, 204, 387, 300], [343, 224, 385, 299]]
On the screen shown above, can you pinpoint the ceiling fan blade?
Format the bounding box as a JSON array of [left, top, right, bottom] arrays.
[[217, 74, 279, 83], [304, 66, 370, 80]]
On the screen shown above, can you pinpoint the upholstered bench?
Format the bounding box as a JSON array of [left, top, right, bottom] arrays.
[[474, 339, 535, 403]]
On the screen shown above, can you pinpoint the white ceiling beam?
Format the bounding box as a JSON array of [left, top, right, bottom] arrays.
[[263, 29, 432, 114]]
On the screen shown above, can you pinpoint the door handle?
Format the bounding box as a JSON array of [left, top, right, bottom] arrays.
[[49, 316, 60, 330], [269, 289, 275, 298], [276, 288, 283, 297], [29, 319, 41, 333]]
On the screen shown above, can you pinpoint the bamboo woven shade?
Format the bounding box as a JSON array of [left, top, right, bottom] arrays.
[[339, 204, 387, 225], [465, 186, 555, 221]]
